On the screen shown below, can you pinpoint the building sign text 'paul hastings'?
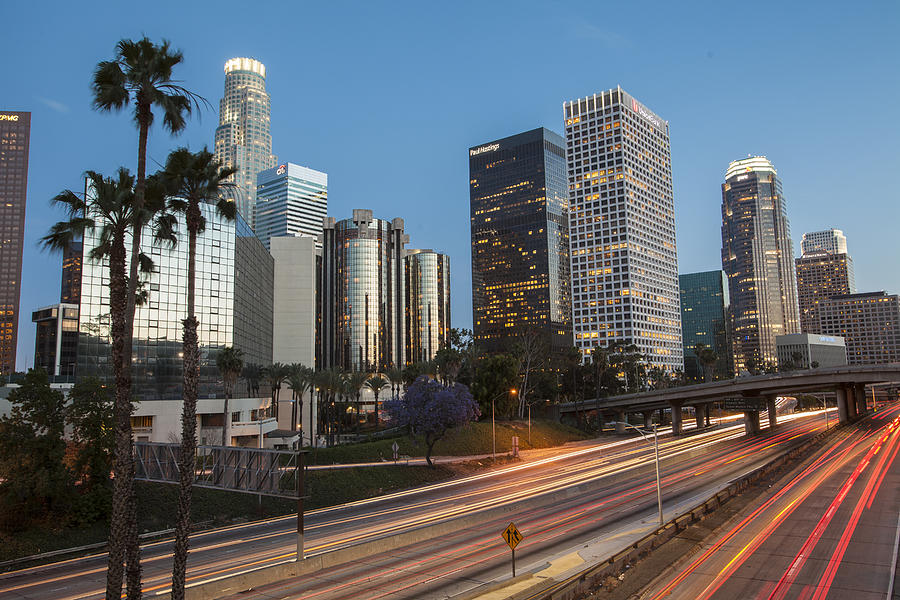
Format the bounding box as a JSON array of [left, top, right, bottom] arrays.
[[470, 143, 499, 157]]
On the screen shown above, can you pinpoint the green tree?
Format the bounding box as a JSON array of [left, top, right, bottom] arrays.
[[344, 371, 370, 433], [92, 36, 200, 600], [471, 354, 520, 418], [67, 378, 115, 524], [0, 370, 71, 530], [386, 367, 404, 400], [216, 346, 244, 446], [157, 147, 237, 598], [694, 343, 719, 383]]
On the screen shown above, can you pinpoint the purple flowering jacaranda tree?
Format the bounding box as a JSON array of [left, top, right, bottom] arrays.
[[385, 376, 480, 467]]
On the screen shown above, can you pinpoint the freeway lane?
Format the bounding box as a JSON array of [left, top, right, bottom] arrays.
[[0, 410, 828, 600], [642, 404, 900, 600]]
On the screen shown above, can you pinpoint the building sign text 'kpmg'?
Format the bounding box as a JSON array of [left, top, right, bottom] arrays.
[[0, 115, 20, 122], [470, 143, 499, 157], [631, 99, 662, 130]]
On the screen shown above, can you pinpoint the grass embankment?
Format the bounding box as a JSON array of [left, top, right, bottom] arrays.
[[0, 419, 588, 563]]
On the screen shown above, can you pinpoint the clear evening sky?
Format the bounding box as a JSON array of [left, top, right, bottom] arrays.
[[4, 0, 899, 370]]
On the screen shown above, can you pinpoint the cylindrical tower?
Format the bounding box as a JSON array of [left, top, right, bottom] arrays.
[[405, 249, 451, 363]]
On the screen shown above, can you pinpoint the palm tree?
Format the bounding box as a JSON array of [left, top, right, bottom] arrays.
[[694, 343, 719, 383], [345, 371, 370, 433], [156, 147, 237, 598], [287, 364, 311, 433], [386, 367, 404, 400], [92, 37, 200, 600], [42, 169, 168, 600], [264, 363, 290, 421], [364, 375, 388, 427], [242, 363, 263, 398], [216, 347, 244, 447]]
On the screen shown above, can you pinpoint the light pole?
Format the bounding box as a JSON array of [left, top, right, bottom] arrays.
[[614, 421, 663, 527], [491, 388, 516, 459]]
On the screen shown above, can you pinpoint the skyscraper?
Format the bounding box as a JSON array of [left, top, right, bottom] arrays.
[[60, 239, 82, 305], [0, 111, 30, 374], [819, 292, 900, 365], [468, 128, 571, 360], [795, 251, 856, 334], [319, 210, 408, 371], [32, 303, 79, 379], [679, 271, 731, 381], [801, 228, 848, 256], [563, 88, 682, 372], [405, 249, 451, 363], [214, 58, 277, 230], [255, 162, 328, 250], [721, 156, 800, 372]]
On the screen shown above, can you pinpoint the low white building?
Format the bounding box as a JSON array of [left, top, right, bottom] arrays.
[[775, 333, 847, 369]]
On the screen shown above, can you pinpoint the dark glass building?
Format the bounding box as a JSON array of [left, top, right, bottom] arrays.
[[679, 271, 731, 381], [60, 239, 83, 305], [405, 249, 451, 363], [469, 128, 571, 360], [0, 111, 30, 374], [319, 210, 407, 371], [32, 303, 79, 380], [77, 203, 273, 400], [721, 156, 799, 372]]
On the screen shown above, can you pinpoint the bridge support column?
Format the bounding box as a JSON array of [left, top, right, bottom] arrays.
[[855, 384, 868, 416], [642, 411, 653, 429], [744, 410, 760, 435], [846, 386, 859, 420], [704, 404, 711, 427], [695, 406, 703, 430], [659, 408, 670, 425], [767, 396, 778, 429], [615, 410, 626, 435], [670, 403, 683, 435], [836, 387, 849, 423]]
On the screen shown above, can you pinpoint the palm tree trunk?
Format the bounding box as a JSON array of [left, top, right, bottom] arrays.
[[106, 239, 132, 600], [222, 390, 230, 447], [374, 391, 379, 427], [291, 393, 297, 432], [171, 221, 199, 600]]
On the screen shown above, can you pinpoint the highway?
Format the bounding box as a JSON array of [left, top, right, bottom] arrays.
[[0, 410, 833, 600], [641, 404, 900, 600]]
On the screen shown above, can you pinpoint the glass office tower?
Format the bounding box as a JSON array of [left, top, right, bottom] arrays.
[[77, 203, 273, 400], [0, 110, 30, 374], [469, 128, 571, 361], [679, 270, 731, 381], [405, 249, 451, 363], [796, 251, 856, 334], [214, 58, 277, 230], [564, 88, 682, 371], [721, 156, 800, 372], [319, 210, 407, 371], [255, 162, 328, 250]]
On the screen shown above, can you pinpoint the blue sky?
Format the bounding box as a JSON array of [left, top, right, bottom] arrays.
[[4, 0, 899, 369]]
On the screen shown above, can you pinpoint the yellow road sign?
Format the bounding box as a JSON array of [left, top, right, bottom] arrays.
[[502, 522, 523, 550]]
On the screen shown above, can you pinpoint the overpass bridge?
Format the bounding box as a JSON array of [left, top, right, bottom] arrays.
[[558, 364, 900, 435]]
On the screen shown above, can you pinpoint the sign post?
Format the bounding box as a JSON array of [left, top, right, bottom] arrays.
[[501, 522, 523, 577]]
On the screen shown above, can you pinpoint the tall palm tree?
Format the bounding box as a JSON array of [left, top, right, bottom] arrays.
[[42, 169, 167, 600], [242, 363, 263, 398], [345, 371, 370, 433], [92, 37, 200, 600], [364, 375, 388, 427], [216, 346, 244, 447], [286, 364, 311, 433], [157, 148, 236, 598], [264, 363, 290, 421], [386, 367, 403, 400]]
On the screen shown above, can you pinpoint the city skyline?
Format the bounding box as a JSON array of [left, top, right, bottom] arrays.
[[3, 1, 899, 369]]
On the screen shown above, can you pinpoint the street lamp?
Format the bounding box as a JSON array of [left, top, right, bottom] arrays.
[[491, 388, 517, 459], [614, 421, 663, 527]]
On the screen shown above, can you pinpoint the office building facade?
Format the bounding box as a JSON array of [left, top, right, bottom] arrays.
[[775, 333, 847, 369], [801, 228, 848, 256], [60, 239, 82, 305], [819, 292, 900, 365], [77, 203, 273, 400], [405, 249, 451, 363], [214, 58, 277, 230], [255, 162, 328, 250], [796, 251, 855, 334], [563, 88, 682, 371], [469, 128, 571, 361], [0, 111, 30, 374], [721, 156, 800, 372], [32, 303, 79, 379], [679, 270, 731, 381], [319, 210, 408, 371]]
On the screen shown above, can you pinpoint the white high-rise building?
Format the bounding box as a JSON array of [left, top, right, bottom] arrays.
[[214, 57, 277, 230], [563, 87, 682, 372], [801, 228, 848, 256], [255, 162, 328, 250]]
